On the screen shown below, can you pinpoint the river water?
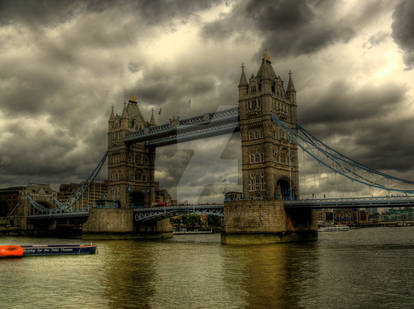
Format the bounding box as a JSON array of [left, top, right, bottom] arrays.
[[1, 227, 414, 309]]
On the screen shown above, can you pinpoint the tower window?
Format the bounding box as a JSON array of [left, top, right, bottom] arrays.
[[258, 84, 262, 91], [251, 86, 256, 93]]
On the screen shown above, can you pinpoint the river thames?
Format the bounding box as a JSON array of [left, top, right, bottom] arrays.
[[1, 227, 413, 308]]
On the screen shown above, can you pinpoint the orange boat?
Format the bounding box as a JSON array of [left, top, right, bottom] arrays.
[[0, 245, 24, 258]]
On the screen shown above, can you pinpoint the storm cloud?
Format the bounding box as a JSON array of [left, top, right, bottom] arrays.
[[392, 0, 414, 69], [202, 0, 392, 59], [0, 0, 414, 201]]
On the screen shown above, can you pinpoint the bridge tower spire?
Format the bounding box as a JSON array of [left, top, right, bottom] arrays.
[[238, 63, 248, 98], [239, 51, 299, 201], [107, 96, 156, 209], [223, 51, 316, 245]]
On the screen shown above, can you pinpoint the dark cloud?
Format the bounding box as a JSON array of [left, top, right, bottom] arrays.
[[128, 62, 140, 73], [292, 77, 414, 185], [392, 0, 414, 69], [0, 0, 412, 202], [202, 0, 390, 59], [300, 80, 407, 125], [0, 0, 220, 27]]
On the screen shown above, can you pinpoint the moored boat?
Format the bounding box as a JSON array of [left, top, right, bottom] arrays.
[[21, 244, 97, 256], [0, 245, 24, 258], [0, 244, 96, 258], [318, 225, 350, 232]]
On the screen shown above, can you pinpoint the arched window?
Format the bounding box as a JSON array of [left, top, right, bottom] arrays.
[[135, 169, 142, 181]]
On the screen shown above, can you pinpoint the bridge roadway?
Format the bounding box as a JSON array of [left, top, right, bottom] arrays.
[[133, 196, 414, 221], [284, 196, 414, 209], [27, 211, 89, 221], [25, 196, 414, 221]]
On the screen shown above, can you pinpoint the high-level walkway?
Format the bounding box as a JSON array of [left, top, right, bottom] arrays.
[[124, 107, 240, 146]]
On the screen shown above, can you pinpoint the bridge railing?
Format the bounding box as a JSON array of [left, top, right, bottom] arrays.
[[145, 121, 240, 147], [179, 114, 209, 126], [125, 106, 239, 142], [287, 196, 414, 204]]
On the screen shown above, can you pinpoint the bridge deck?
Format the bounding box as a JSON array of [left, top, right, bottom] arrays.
[[27, 212, 89, 221], [25, 197, 414, 221], [284, 196, 414, 209]]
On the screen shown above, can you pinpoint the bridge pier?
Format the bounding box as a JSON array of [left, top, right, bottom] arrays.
[[221, 200, 317, 245], [82, 208, 173, 239]]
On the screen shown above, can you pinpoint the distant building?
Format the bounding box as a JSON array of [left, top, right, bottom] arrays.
[[381, 208, 414, 222], [0, 184, 56, 212], [154, 189, 176, 206], [58, 181, 108, 210], [0, 186, 25, 214], [315, 208, 378, 225]]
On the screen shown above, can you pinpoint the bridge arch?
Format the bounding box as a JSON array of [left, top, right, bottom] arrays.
[[130, 190, 145, 208], [276, 178, 296, 201]]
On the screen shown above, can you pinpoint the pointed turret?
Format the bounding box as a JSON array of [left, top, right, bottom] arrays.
[[256, 50, 277, 82], [110, 105, 115, 119], [121, 101, 128, 130], [286, 70, 296, 104], [286, 70, 296, 93], [238, 64, 248, 98], [238, 64, 248, 87], [150, 108, 156, 126]]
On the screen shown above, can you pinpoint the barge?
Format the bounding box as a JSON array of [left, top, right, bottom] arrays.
[[0, 244, 97, 258]]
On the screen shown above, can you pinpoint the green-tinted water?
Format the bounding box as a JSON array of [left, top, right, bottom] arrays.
[[1, 227, 414, 308]]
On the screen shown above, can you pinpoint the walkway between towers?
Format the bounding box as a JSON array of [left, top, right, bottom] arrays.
[[124, 107, 240, 146]]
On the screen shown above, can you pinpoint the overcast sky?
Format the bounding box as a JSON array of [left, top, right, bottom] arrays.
[[1, 0, 414, 202]]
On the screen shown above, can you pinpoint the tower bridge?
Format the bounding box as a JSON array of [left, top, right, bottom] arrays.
[[15, 51, 414, 243]]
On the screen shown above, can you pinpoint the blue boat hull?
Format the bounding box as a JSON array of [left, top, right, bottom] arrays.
[[21, 244, 96, 256]]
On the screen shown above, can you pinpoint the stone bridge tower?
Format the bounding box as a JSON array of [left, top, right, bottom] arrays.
[[239, 51, 299, 201], [222, 52, 316, 245], [107, 96, 156, 208]]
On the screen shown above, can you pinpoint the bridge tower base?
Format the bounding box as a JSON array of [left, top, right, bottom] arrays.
[[221, 200, 317, 245], [82, 208, 173, 240]]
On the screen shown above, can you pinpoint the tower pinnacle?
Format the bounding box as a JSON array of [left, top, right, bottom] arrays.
[[287, 70, 296, 93], [238, 63, 248, 88], [263, 49, 271, 62], [150, 108, 156, 126]]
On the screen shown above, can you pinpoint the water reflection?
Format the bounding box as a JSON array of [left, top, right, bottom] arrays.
[[100, 240, 156, 308], [222, 242, 320, 308], [2, 228, 413, 308]]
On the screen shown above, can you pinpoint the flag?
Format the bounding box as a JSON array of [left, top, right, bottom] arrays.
[[158, 107, 162, 115], [188, 98, 191, 108]]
